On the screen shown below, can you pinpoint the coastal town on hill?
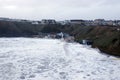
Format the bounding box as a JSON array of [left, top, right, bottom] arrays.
[[1, 17, 120, 26]]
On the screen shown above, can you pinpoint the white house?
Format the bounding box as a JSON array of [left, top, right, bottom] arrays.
[[41, 19, 56, 24]]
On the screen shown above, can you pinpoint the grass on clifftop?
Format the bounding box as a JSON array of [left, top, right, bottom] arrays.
[[71, 25, 120, 56]]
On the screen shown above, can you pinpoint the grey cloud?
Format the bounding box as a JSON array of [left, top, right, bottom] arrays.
[[102, 0, 120, 5], [0, 0, 120, 20]]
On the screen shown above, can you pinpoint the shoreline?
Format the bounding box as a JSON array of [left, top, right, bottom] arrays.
[[0, 37, 119, 57]]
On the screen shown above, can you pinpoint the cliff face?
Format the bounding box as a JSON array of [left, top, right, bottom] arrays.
[[71, 26, 120, 56], [0, 20, 120, 56]]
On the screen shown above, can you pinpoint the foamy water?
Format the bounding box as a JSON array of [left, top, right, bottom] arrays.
[[0, 38, 120, 80]]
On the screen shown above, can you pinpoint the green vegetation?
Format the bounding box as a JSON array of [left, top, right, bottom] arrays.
[[0, 21, 44, 36]]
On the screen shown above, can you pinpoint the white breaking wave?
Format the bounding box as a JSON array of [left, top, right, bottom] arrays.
[[0, 38, 120, 80]]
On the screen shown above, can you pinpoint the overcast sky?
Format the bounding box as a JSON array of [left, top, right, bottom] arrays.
[[0, 0, 120, 20]]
